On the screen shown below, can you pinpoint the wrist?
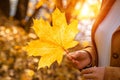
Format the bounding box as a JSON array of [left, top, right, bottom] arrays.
[[83, 50, 92, 67]]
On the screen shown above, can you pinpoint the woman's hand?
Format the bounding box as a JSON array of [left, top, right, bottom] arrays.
[[66, 50, 91, 69], [81, 67, 105, 80]]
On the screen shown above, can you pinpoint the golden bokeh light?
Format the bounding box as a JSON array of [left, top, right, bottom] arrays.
[[73, 0, 102, 20]]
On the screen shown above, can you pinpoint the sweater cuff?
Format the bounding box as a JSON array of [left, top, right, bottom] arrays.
[[82, 46, 98, 66], [104, 67, 120, 80]]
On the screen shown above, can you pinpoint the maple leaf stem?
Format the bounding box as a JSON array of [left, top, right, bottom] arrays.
[[61, 47, 69, 54], [64, 49, 69, 54]]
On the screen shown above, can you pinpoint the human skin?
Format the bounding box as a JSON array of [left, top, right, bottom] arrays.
[[66, 50, 91, 69]]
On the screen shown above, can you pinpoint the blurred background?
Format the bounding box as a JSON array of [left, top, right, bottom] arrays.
[[0, 0, 101, 80]]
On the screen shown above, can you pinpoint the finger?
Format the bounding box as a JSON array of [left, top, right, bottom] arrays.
[[66, 52, 77, 59], [66, 54, 80, 65], [81, 67, 95, 74], [66, 54, 73, 60], [66, 53, 77, 61], [67, 50, 87, 60], [83, 73, 95, 79]]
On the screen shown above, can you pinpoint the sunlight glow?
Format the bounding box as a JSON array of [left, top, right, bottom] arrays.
[[74, 0, 102, 20]]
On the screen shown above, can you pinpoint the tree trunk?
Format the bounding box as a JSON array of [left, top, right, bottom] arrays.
[[0, 0, 10, 17]]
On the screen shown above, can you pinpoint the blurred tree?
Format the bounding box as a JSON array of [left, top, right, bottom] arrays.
[[15, 0, 29, 21], [0, 0, 10, 17], [56, 0, 85, 23]]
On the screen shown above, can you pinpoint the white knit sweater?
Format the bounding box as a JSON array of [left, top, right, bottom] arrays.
[[95, 0, 120, 66]]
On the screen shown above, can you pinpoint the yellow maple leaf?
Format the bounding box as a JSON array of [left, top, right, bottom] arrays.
[[24, 8, 79, 69]]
